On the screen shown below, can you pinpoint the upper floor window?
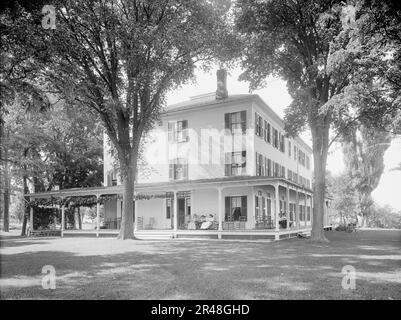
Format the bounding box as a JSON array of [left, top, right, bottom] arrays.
[[274, 162, 280, 177], [267, 158, 272, 177], [298, 149, 306, 167], [255, 152, 265, 176], [169, 158, 188, 180], [287, 169, 292, 181], [279, 133, 285, 153], [306, 155, 310, 170], [293, 145, 297, 161], [273, 128, 279, 148], [168, 120, 188, 143], [264, 120, 271, 143], [107, 171, 118, 186], [288, 141, 292, 157], [225, 151, 246, 176], [225, 111, 246, 134], [255, 112, 263, 137]]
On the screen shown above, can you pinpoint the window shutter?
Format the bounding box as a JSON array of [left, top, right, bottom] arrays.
[[224, 113, 230, 131], [182, 120, 188, 141], [183, 162, 188, 179], [241, 151, 246, 168], [254, 112, 258, 136], [169, 163, 173, 180], [225, 197, 230, 220], [241, 196, 247, 221], [255, 152, 259, 176], [240, 111, 246, 134]]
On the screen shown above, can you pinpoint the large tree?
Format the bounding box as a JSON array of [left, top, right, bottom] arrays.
[[234, 0, 396, 241], [342, 125, 391, 227], [14, 0, 234, 239]]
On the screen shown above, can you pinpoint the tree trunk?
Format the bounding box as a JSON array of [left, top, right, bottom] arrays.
[[78, 207, 82, 229], [21, 175, 30, 236], [117, 166, 135, 239], [310, 122, 329, 242], [2, 128, 10, 232]]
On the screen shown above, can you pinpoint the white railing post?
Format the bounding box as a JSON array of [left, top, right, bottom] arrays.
[[173, 191, 178, 235], [218, 187, 223, 235], [275, 184, 280, 233], [96, 194, 101, 237], [61, 201, 65, 238]]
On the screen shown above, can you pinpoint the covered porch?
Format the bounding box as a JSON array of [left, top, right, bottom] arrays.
[[26, 176, 329, 241]]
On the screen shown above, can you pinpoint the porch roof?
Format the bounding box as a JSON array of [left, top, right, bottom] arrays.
[[26, 176, 312, 199]]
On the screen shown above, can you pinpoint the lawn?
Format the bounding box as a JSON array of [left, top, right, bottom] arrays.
[[0, 229, 400, 300]]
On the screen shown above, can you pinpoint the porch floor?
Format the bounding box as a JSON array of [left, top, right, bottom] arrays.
[[60, 226, 333, 240]]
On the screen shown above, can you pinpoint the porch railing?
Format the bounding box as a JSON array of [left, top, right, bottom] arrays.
[[103, 218, 121, 230]]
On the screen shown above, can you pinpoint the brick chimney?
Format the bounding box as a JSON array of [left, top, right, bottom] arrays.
[[216, 69, 228, 100]]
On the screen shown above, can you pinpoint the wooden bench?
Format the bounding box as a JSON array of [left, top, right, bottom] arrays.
[[30, 230, 61, 237]]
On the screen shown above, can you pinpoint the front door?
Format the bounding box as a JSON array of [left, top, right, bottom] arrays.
[[178, 198, 186, 229]]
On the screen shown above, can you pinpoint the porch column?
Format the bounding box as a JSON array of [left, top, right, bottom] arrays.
[[275, 184, 279, 231], [286, 185, 290, 229], [304, 192, 307, 227], [311, 194, 314, 225], [61, 202, 65, 238], [295, 189, 300, 229], [30, 206, 34, 235], [173, 191, 178, 233], [217, 187, 223, 234], [96, 194, 101, 237]]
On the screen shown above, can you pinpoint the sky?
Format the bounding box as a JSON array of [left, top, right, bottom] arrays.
[[166, 67, 401, 211]]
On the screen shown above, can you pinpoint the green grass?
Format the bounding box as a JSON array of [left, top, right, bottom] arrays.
[[1, 229, 400, 299]]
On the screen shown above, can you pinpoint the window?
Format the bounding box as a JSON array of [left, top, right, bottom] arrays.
[[293, 146, 297, 161], [168, 120, 188, 143], [288, 141, 292, 157], [186, 198, 191, 216], [306, 155, 310, 170], [307, 206, 311, 221], [293, 173, 298, 184], [264, 120, 271, 143], [169, 158, 188, 180], [279, 133, 285, 153], [225, 151, 246, 176], [108, 171, 118, 186], [274, 162, 280, 177], [255, 196, 260, 221], [166, 198, 173, 219], [267, 158, 272, 177], [255, 113, 263, 137], [225, 111, 246, 134], [273, 128, 279, 148], [287, 169, 292, 181], [225, 196, 247, 221], [280, 165, 285, 178], [298, 149, 306, 166], [255, 152, 265, 176]]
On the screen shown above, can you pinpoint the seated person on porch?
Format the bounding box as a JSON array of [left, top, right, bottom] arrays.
[[200, 214, 214, 230]]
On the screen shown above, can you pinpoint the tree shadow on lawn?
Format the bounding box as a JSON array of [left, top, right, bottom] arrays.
[[0, 230, 400, 300]]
